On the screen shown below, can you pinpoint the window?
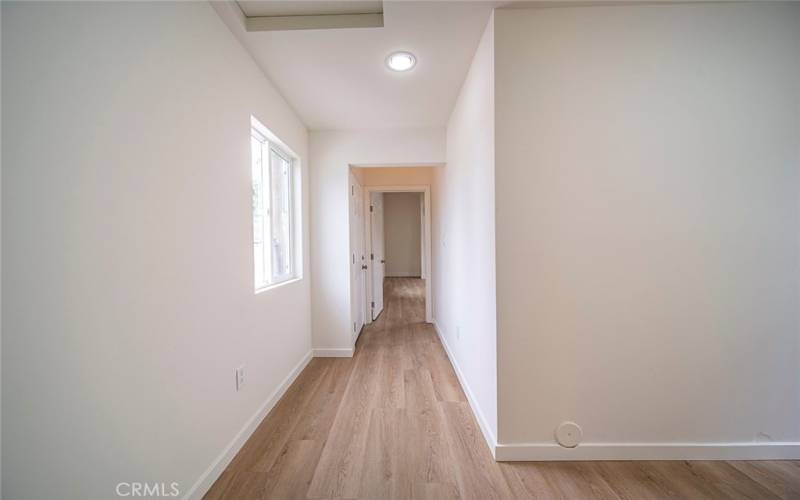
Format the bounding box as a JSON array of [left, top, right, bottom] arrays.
[[251, 117, 298, 291]]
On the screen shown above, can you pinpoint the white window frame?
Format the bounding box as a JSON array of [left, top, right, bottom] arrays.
[[251, 116, 300, 292]]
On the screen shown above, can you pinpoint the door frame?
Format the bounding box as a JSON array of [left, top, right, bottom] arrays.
[[363, 185, 432, 324]]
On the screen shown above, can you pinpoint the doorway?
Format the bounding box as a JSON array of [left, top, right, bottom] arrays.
[[363, 186, 432, 326]]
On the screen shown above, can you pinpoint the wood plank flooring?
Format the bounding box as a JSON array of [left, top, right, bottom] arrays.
[[206, 277, 800, 499]]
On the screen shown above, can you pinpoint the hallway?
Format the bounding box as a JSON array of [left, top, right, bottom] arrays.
[[206, 278, 800, 500], [206, 277, 510, 499]]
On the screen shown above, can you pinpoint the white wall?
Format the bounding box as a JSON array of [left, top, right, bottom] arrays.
[[432, 14, 497, 449], [384, 193, 422, 277], [309, 129, 444, 352], [494, 3, 800, 458], [2, 2, 310, 498]]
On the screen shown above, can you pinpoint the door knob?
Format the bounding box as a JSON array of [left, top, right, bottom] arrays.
[[380, 260, 385, 263], [362, 264, 368, 270]]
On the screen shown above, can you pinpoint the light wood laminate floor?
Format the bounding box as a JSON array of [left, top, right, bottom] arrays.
[[206, 277, 800, 499]]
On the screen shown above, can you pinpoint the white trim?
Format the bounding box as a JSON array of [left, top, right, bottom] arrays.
[[495, 442, 800, 462], [432, 320, 497, 459], [385, 272, 422, 278], [312, 347, 354, 358], [432, 318, 800, 463], [354, 323, 365, 344], [250, 115, 299, 160], [363, 185, 433, 324], [254, 277, 302, 295], [183, 350, 313, 500]]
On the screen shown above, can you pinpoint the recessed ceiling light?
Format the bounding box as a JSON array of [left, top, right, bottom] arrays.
[[386, 51, 416, 72]]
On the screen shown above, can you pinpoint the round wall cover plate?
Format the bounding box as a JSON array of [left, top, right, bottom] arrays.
[[555, 421, 582, 448]]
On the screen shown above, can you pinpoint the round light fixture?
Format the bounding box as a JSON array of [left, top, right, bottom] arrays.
[[386, 51, 416, 72]]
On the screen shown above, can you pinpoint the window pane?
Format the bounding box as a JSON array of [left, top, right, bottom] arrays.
[[270, 149, 292, 281], [252, 135, 268, 288]]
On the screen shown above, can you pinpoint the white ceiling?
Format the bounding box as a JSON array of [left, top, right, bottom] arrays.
[[215, 1, 495, 131]]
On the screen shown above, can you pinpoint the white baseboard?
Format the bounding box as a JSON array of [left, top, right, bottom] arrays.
[[431, 320, 800, 463], [432, 320, 498, 458], [385, 273, 422, 278], [183, 350, 313, 500], [495, 442, 800, 461], [312, 347, 354, 358]]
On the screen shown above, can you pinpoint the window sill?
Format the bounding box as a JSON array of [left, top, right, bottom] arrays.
[[255, 277, 302, 295]]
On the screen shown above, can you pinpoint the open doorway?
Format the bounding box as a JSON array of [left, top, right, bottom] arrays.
[[348, 166, 435, 344], [367, 189, 429, 321], [363, 185, 432, 327]]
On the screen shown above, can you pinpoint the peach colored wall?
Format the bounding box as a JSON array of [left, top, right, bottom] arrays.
[[351, 166, 436, 186]]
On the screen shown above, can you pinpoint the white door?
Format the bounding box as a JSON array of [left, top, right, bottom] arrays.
[[350, 174, 366, 338], [370, 192, 385, 320]]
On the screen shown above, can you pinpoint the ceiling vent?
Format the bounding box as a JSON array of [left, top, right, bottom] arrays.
[[238, 1, 384, 31]]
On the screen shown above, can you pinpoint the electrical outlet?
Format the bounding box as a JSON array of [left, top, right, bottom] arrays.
[[235, 365, 246, 391]]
